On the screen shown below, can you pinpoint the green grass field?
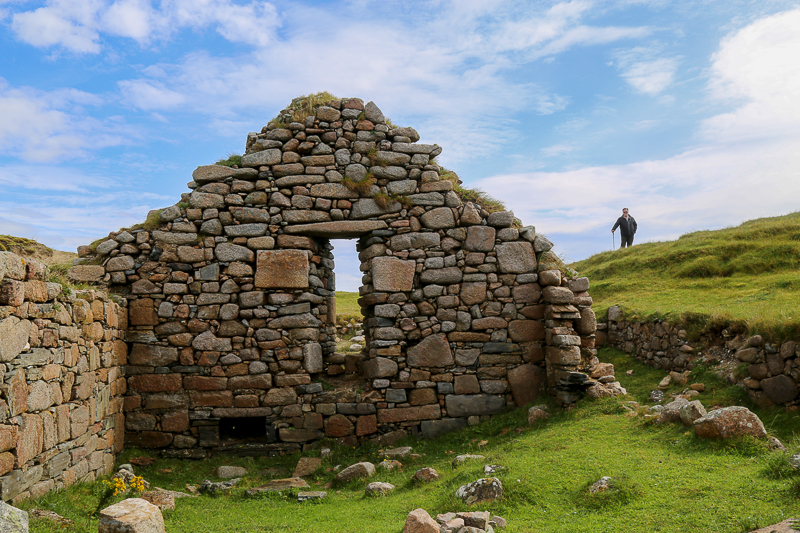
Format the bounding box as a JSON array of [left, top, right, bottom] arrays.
[[572, 211, 800, 340], [19, 347, 800, 533], [334, 291, 361, 324]]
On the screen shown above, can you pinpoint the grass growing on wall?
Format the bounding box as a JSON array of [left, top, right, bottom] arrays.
[[18, 347, 800, 533], [571, 211, 800, 341]]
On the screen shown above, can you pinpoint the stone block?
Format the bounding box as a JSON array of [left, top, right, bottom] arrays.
[[420, 207, 455, 229], [0, 317, 31, 363], [255, 250, 309, 289], [445, 394, 505, 417], [377, 405, 441, 424], [496, 242, 536, 273], [371, 257, 415, 292], [0, 280, 24, 306], [463, 226, 495, 252], [407, 334, 453, 368], [128, 299, 158, 326], [508, 320, 544, 342], [507, 364, 546, 406]]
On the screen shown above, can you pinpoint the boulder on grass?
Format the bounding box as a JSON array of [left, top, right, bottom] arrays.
[[693, 406, 766, 440], [0, 500, 28, 533], [99, 498, 165, 533], [335, 462, 375, 482], [403, 508, 439, 533], [456, 477, 503, 505]]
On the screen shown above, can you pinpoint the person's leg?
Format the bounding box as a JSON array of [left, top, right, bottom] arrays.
[[620, 235, 632, 248]]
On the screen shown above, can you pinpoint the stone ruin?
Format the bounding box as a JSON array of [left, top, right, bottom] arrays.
[[69, 96, 599, 457]]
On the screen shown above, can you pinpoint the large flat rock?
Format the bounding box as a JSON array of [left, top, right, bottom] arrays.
[[283, 220, 387, 238], [255, 250, 309, 289]]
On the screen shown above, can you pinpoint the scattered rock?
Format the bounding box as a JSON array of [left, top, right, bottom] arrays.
[[365, 482, 395, 497], [678, 400, 707, 426], [492, 515, 508, 529], [693, 406, 767, 440], [747, 519, 799, 533], [656, 398, 689, 424], [29, 509, 72, 526], [245, 478, 309, 495], [649, 390, 664, 403], [767, 437, 786, 451], [378, 459, 403, 471], [527, 405, 550, 424], [293, 457, 321, 477], [0, 500, 28, 532], [484, 464, 504, 475], [215, 465, 247, 479], [452, 454, 484, 467], [381, 446, 413, 458], [199, 478, 240, 494], [335, 462, 375, 482], [98, 498, 165, 533], [657, 375, 672, 390], [141, 491, 175, 510], [456, 478, 503, 505], [789, 454, 800, 471], [403, 508, 440, 533], [585, 381, 627, 399], [412, 467, 440, 483], [589, 476, 612, 494], [297, 491, 327, 502]]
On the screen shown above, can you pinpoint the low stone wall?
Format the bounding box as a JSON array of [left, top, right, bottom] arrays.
[[0, 252, 125, 502], [601, 305, 800, 407]]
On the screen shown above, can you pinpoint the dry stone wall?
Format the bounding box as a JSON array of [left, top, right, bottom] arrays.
[[71, 97, 598, 455], [601, 305, 800, 407], [0, 252, 125, 502]]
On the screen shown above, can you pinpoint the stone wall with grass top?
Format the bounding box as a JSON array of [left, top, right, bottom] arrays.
[[0, 251, 125, 502], [601, 305, 800, 408], [70, 95, 602, 456]]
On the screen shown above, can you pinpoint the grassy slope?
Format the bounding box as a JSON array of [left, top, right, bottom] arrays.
[[335, 292, 361, 323], [571, 212, 800, 340], [20, 348, 800, 533]]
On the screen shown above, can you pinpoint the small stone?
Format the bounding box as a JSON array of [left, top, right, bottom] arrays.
[[484, 464, 504, 475], [456, 477, 503, 505], [0, 500, 28, 532], [297, 491, 327, 502], [215, 466, 247, 479], [198, 478, 240, 494], [412, 467, 439, 483], [589, 476, 612, 494], [452, 454, 484, 467], [382, 446, 412, 458], [335, 462, 375, 482], [365, 482, 395, 497], [527, 405, 550, 424]]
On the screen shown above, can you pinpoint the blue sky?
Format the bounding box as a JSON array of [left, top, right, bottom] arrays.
[[2, 0, 799, 291]]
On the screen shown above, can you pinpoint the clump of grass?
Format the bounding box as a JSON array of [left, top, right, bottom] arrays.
[[215, 154, 242, 167], [141, 210, 164, 231], [373, 193, 394, 209], [269, 92, 340, 125], [439, 167, 507, 214], [342, 174, 376, 196]]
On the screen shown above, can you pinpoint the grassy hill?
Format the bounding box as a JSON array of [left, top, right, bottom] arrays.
[[571, 212, 800, 340]]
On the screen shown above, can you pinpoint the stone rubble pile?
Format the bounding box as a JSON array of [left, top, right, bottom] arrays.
[[68, 96, 599, 455], [0, 251, 124, 503]]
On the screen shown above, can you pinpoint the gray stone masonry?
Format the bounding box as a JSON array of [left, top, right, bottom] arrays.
[[71, 97, 597, 454]]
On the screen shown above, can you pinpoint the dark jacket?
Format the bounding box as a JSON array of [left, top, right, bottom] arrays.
[[612, 215, 637, 237]]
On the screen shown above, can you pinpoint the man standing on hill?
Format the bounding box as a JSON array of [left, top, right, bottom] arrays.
[[611, 207, 637, 249]]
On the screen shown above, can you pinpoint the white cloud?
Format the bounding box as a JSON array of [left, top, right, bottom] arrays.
[[8, 0, 280, 52], [612, 46, 680, 95], [477, 8, 800, 261], [118, 79, 186, 110], [0, 79, 128, 161]]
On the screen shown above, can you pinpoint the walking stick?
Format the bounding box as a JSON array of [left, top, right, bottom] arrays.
[[612, 231, 615, 250]]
